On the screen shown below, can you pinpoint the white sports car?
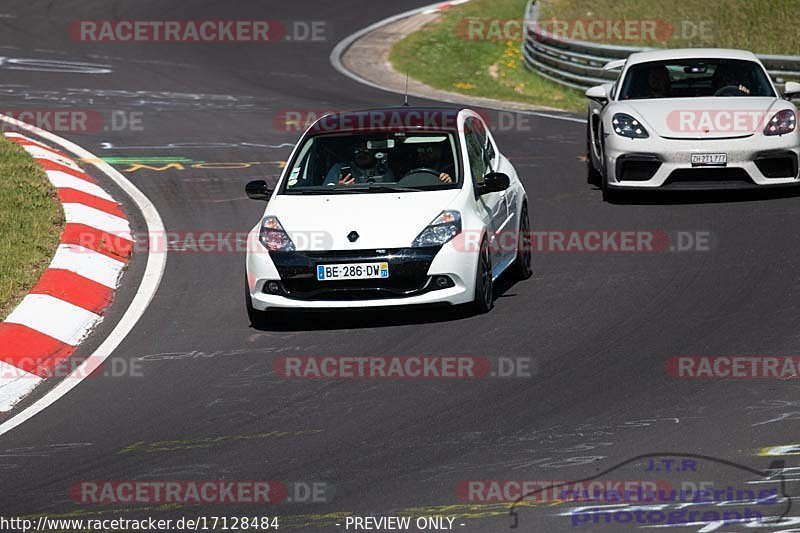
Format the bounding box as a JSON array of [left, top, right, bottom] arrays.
[[586, 48, 800, 199], [244, 107, 530, 323]]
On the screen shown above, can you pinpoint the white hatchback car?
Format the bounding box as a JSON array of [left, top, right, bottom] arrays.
[[586, 49, 800, 200], [244, 107, 530, 322]]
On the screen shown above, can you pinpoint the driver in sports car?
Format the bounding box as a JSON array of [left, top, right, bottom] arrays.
[[712, 65, 751, 96], [323, 144, 394, 186], [413, 142, 454, 184]]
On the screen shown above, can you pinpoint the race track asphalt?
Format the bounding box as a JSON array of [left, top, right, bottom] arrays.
[[0, 1, 799, 531]]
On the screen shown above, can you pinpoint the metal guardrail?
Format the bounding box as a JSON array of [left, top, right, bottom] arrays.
[[522, 0, 800, 92]]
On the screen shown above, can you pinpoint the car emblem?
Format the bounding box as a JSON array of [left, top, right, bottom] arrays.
[[347, 231, 359, 242]]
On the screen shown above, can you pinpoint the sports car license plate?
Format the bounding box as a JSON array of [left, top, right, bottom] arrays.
[[691, 153, 727, 166], [316, 262, 389, 281]]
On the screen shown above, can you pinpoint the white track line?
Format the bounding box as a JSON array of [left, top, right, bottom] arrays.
[[329, 0, 586, 124], [0, 114, 167, 437]]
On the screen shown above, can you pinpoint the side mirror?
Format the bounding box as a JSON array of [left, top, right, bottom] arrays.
[[245, 180, 271, 201], [585, 84, 609, 104], [477, 172, 510, 195], [784, 81, 800, 98]]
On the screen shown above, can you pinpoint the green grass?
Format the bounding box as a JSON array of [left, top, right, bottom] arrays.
[[539, 0, 800, 55], [0, 135, 64, 320], [391, 0, 799, 113], [389, 0, 587, 113]]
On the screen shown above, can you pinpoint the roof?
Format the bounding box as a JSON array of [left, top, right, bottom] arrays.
[[306, 107, 464, 134], [625, 48, 761, 66]]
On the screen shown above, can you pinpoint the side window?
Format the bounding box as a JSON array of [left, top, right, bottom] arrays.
[[472, 118, 489, 164], [464, 119, 487, 185], [483, 130, 497, 168]]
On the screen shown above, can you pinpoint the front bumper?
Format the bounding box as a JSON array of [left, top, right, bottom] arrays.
[[605, 133, 800, 190], [246, 244, 475, 309]]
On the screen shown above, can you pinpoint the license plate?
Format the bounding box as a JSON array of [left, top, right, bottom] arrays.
[[316, 262, 389, 281], [691, 153, 727, 166]]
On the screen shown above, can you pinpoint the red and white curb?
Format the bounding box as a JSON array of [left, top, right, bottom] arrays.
[[0, 132, 132, 412]]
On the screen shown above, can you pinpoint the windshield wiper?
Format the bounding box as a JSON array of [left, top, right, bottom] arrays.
[[286, 184, 425, 194], [354, 184, 424, 193], [286, 189, 336, 195]]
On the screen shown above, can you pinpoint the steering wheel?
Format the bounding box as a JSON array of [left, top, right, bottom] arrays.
[[402, 167, 440, 178], [714, 85, 745, 97]]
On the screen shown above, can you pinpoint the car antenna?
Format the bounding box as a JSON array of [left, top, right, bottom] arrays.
[[402, 72, 410, 106]]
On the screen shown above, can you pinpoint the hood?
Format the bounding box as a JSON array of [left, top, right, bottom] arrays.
[[615, 97, 787, 139], [264, 189, 462, 251]]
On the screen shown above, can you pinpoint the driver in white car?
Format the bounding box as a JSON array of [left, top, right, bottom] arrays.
[[413, 142, 454, 184], [323, 144, 394, 186]]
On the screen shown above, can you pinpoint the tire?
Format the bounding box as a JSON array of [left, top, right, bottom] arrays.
[[587, 156, 602, 186], [596, 125, 616, 202], [510, 204, 532, 281], [586, 123, 602, 186], [245, 276, 268, 327], [601, 173, 614, 202], [470, 237, 494, 314], [601, 167, 622, 203]]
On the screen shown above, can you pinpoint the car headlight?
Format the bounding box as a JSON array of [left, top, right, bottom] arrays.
[[259, 216, 295, 252], [764, 109, 797, 136], [612, 113, 649, 138], [412, 210, 461, 248]]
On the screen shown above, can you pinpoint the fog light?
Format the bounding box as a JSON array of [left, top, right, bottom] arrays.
[[267, 281, 280, 294], [433, 276, 454, 289]]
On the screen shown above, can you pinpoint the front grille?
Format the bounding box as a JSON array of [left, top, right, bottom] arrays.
[[268, 247, 440, 301], [663, 168, 753, 189], [278, 284, 431, 301], [755, 152, 799, 179], [615, 154, 661, 182], [617, 159, 661, 181], [279, 277, 431, 300]]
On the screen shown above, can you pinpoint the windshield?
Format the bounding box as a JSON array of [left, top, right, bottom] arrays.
[[280, 132, 461, 194], [619, 59, 775, 100]]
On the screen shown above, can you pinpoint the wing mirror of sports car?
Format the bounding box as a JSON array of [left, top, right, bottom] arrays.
[[784, 81, 800, 99], [477, 172, 510, 195], [246, 180, 272, 201], [585, 84, 609, 104]]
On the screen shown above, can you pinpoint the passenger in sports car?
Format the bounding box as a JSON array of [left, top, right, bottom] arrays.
[[646, 65, 672, 98]]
